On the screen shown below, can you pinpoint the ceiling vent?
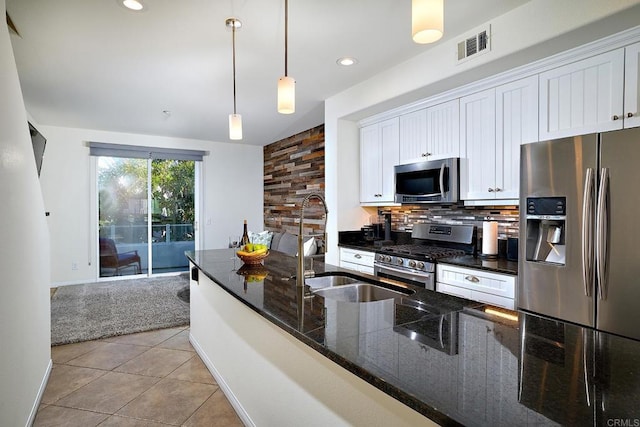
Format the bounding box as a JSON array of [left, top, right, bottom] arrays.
[[456, 25, 490, 64]]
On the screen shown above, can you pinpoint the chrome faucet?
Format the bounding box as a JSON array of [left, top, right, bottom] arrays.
[[296, 193, 328, 287]]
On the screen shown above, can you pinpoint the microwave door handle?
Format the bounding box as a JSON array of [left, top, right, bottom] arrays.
[[582, 168, 595, 297], [439, 163, 446, 199], [596, 168, 609, 301], [417, 192, 445, 198]]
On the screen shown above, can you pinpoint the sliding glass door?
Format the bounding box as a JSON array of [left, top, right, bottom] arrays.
[[97, 156, 196, 278], [150, 159, 195, 274]]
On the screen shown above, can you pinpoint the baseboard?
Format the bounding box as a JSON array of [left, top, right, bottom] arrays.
[[189, 333, 255, 427], [50, 279, 97, 288], [25, 358, 52, 427], [51, 271, 188, 288]]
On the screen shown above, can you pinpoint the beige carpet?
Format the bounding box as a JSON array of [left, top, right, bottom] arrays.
[[50, 274, 189, 345]]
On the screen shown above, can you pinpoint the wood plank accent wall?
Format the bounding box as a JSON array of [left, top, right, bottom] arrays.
[[264, 125, 325, 236]]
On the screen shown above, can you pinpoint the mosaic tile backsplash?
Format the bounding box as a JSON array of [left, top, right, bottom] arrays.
[[369, 204, 520, 241]]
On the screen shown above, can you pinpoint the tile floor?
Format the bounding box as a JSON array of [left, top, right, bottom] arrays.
[[34, 326, 244, 427]]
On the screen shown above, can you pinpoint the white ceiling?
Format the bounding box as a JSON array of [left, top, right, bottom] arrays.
[[7, 0, 531, 146]]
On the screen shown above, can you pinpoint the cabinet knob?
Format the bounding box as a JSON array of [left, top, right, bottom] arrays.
[[354, 254, 362, 259], [495, 188, 502, 192], [628, 112, 635, 118], [488, 188, 495, 192], [613, 115, 620, 121], [464, 275, 480, 283]]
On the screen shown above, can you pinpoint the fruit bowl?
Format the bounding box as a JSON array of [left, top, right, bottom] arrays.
[[236, 250, 269, 265]]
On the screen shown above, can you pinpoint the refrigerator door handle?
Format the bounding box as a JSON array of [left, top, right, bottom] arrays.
[[596, 168, 610, 301], [582, 168, 595, 297]]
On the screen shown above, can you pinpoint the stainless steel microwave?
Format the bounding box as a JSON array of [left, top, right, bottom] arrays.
[[394, 158, 459, 204]]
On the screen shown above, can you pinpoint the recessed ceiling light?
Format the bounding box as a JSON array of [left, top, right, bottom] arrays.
[[337, 57, 358, 66], [122, 0, 144, 11]]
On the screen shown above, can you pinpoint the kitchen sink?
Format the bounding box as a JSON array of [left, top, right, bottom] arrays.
[[312, 283, 413, 303], [305, 274, 360, 289]]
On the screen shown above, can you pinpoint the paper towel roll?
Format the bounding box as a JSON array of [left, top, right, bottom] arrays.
[[482, 221, 498, 256]]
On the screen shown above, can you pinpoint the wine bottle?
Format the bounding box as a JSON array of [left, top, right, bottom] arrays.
[[241, 220, 250, 245]]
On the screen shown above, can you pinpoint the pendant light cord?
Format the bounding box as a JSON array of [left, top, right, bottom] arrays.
[[232, 23, 237, 115], [284, 0, 288, 77]]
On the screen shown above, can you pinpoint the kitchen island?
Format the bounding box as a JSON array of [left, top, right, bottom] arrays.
[[187, 249, 640, 427]]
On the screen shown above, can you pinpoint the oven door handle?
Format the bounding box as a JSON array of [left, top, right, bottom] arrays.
[[375, 263, 429, 278]]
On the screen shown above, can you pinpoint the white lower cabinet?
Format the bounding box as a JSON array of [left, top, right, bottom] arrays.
[[339, 247, 375, 275], [436, 264, 517, 310]]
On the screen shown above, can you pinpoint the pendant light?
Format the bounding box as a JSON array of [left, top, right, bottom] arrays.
[[412, 0, 444, 44], [277, 0, 295, 114], [226, 18, 243, 140]]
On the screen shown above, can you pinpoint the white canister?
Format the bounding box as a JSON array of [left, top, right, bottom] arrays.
[[482, 221, 498, 256]]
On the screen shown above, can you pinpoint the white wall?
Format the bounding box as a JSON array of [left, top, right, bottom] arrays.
[[0, 1, 52, 425], [36, 125, 263, 285], [323, 0, 640, 265]]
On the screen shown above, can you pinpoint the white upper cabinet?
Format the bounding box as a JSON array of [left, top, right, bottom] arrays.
[[461, 76, 538, 203], [539, 49, 625, 139], [460, 88, 497, 201], [360, 118, 399, 204], [398, 109, 427, 164], [624, 42, 640, 129], [426, 99, 460, 160], [398, 99, 460, 165], [495, 75, 539, 200]]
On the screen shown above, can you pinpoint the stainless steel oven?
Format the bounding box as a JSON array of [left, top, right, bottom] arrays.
[[374, 261, 434, 290], [394, 157, 459, 204], [373, 223, 476, 291]]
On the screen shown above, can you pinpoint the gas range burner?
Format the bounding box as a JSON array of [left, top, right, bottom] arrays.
[[380, 244, 467, 261]]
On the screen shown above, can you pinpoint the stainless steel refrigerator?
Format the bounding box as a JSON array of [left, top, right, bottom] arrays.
[[519, 127, 640, 341]]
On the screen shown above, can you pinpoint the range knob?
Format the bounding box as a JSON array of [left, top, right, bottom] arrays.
[[408, 260, 416, 268], [396, 257, 404, 265], [385, 255, 392, 263], [416, 261, 425, 270]]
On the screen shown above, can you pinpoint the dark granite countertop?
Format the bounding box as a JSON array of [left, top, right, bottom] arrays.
[[187, 249, 640, 426], [438, 255, 518, 275], [337, 242, 379, 252]]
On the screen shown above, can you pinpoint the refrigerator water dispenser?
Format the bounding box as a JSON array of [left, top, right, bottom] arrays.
[[525, 197, 567, 265]]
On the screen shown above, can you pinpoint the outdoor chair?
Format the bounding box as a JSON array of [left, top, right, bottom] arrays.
[[99, 237, 142, 276]]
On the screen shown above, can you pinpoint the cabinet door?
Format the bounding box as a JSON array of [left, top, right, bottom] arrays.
[[495, 76, 539, 200], [399, 109, 427, 164], [360, 124, 381, 203], [539, 48, 625, 139], [379, 118, 399, 202], [426, 98, 460, 160], [624, 42, 640, 129], [460, 88, 496, 200]]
